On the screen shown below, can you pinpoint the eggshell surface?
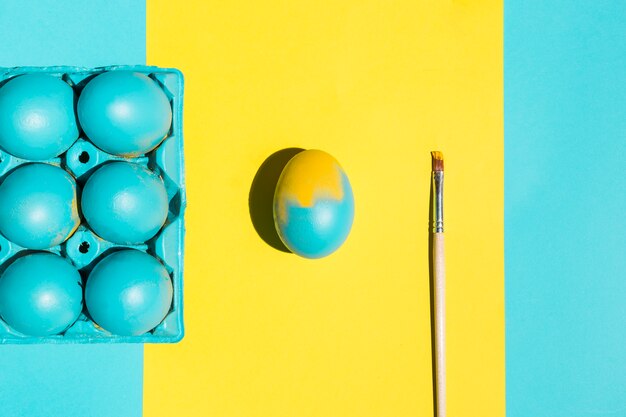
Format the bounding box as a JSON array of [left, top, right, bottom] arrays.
[[77, 71, 172, 157], [0, 253, 83, 336], [81, 161, 169, 245], [0, 163, 80, 249], [273, 150, 354, 258], [85, 250, 173, 336], [0, 74, 78, 160]]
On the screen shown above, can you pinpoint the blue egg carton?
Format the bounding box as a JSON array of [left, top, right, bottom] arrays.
[[0, 66, 185, 344]]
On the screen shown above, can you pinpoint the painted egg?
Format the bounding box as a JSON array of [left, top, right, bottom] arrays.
[[81, 162, 169, 244], [77, 71, 172, 157], [85, 250, 173, 336], [0, 163, 79, 249], [0, 74, 78, 160], [273, 149, 354, 258], [0, 253, 83, 336]]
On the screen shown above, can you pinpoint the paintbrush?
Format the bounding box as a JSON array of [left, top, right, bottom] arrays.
[[431, 151, 446, 417]]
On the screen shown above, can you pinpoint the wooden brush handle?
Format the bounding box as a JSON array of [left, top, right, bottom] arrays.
[[433, 232, 446, 417]]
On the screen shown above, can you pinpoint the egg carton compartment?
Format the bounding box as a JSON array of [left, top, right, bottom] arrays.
[[0, 66, 185, 344]]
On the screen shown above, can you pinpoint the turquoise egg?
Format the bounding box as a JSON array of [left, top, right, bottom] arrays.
[[81, 162, 169, 244], [85, 250, 173, 336], [0, 163, 80, 249], [77, 71, 172, 157], [0, 253, 83, 336], [0, 74, 78, 160], [273, 150, 354, 259]]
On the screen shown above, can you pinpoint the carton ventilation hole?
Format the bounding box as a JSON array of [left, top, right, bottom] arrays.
[[78, 151, 90, 163], [78, 242, 90, 254]]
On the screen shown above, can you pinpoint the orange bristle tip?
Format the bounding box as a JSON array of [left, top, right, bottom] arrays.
[[431, 151, 444, 171]]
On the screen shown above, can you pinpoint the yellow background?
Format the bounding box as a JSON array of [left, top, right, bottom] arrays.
[[145, 1, 503, 416]]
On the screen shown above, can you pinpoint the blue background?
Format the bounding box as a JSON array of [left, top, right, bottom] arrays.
[[0, 1, 145, 416], [0, 0, 624, 416], [506, 1, 626, 416]]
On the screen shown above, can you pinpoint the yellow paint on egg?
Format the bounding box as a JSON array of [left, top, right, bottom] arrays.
[[275, 150, 344, 223], [278, 150, 345, 206]]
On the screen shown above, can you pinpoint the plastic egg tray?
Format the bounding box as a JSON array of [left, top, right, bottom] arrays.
[[0, 66, 185, 343]]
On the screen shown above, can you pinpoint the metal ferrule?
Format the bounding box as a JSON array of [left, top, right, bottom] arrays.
[[432, 171, 444, 233]]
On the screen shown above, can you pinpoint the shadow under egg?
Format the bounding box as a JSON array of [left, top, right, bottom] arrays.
[[248, 148, 304, 253]]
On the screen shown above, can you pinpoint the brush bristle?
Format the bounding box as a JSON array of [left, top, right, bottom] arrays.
[[431, 151, 444, 171]]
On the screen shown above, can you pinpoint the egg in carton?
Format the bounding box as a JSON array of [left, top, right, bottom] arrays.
[[0, 66, 185, 343]]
